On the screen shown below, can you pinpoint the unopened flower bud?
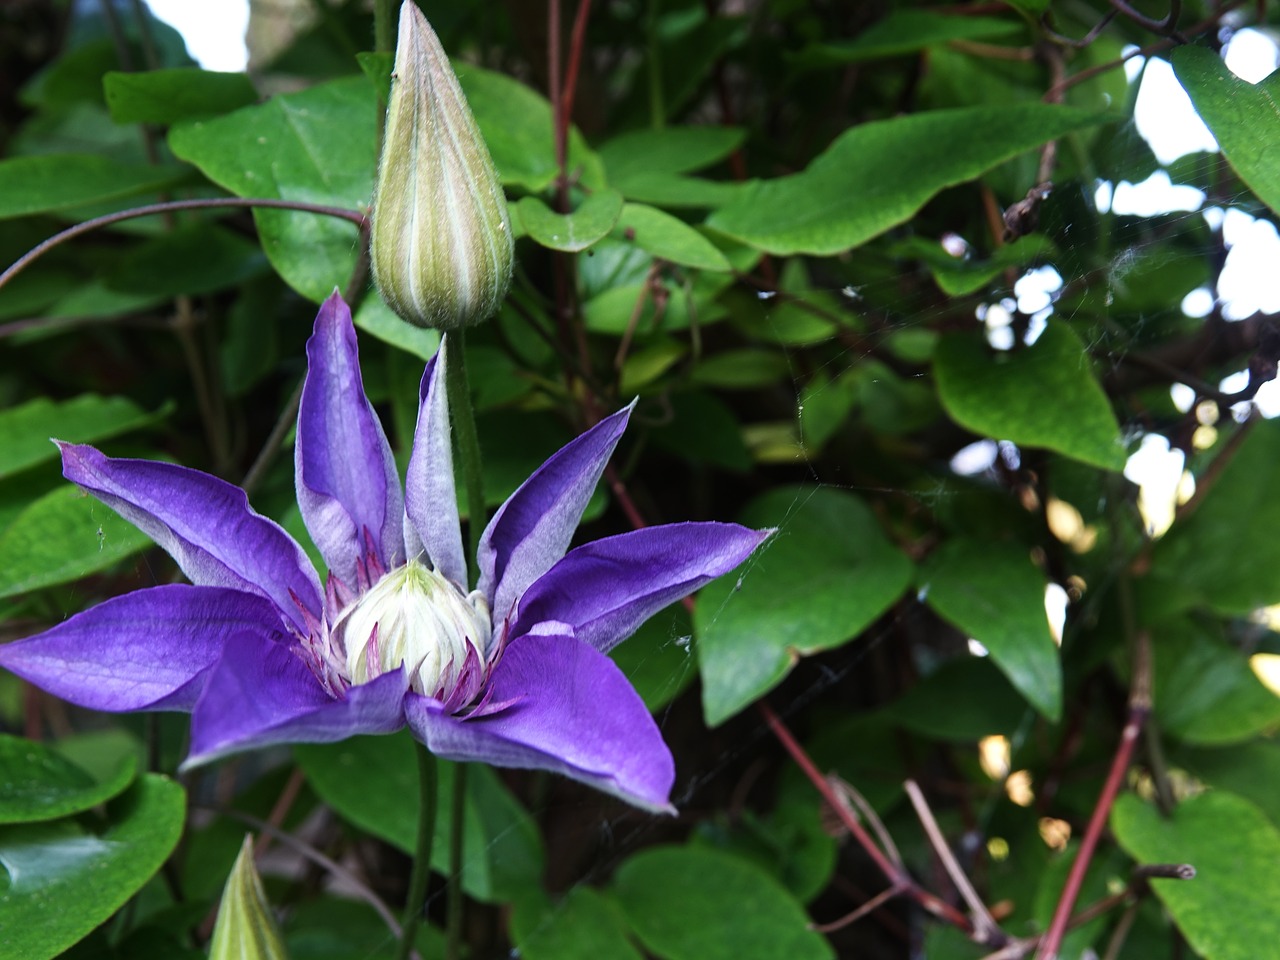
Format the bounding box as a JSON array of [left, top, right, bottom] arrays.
[[209, 836, 288, 960], [335, 559, 491, 701], [371, 1, 513, 329]]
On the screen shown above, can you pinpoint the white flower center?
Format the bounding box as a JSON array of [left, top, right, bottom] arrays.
[[334, 559, 491, 699]]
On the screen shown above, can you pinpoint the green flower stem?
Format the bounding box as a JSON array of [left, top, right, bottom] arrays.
[[374, 0, 396, 54], [396, 740, 438, 960], [445, 330, 487, 578], [445, 764, 467, 960]]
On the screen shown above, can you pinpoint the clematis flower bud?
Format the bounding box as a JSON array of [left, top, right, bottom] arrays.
[[334, 559, 491, 702], [209, 836, 288, 960], [371, 1, 513, 329]]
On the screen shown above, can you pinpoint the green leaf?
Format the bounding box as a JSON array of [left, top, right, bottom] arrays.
[[0, 774, 185, 960], [614, 203, 731, 271], [1150, 421, 1280, 614], [104, 68, 258, 125], [168, 76, 374, 302], [515, 189, 624, 252], [797, 10, 1023, 67], [611, 605, 696, 712], [294, 731, 543, 904], [695, 486, 913, 726], [1151, 623, 1280, 745], [920, 539, 1061, 720], [514, 888, 644, 960], [454, 63, 603, 192], [354, 294, 441, 362], [286, 897, 444, 960], [600, 126, 745, 181], [0, 154, 189, 220], [1112, 791, 1280, 960], [690, 348, 790, 389], [650, 391, 752, 472], [611, 846, 834, 960], [0, 394, 161, 480], [879, 656, 1032, 740], [1173, 740, 1280, 827], [1172, 46, 1280, 216], [106, 221, 268, 297], [0, 484, 155, 598], [934, 322, 1126, 470], [891, 234, 1057, 296], [0, 734, 137, 824], [707, 104, 1107, 255]]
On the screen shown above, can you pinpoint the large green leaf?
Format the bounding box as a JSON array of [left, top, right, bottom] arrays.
[[0, 154, 189, 219], [294, 731, 543, 904], [1150, 422, 1280, 614], [611, 846, 833, 960], [920, 539, 1061, 720], [0, 734, 137, 824], [514, 888, 644, 960], [1151, 623, 1280, 745], [695, 486, 913, 726], [1112, 791, 1280, 960], [600, 127, 745, 182], [1172, 46, 1280, 216], [0, 484, 155, 598], [106, 221, 268, 297], [0, 394, 162, 480], [516, 189, 624, 253], [706, 104, 1107, 255], [103, 68, 258, 125], [934, 322, 1126, 470], [614, 203, 731, 271], [797, 10, 1023, 68], [0, 774, 185, 960], [168, 76, 375, 302]]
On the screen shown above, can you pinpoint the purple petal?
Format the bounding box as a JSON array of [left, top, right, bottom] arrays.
[[403, 338, 466, 587], [0, 585, 284, 712], [478, 403, 633, 625], [183, 631, 408, 768], [513, 522, 771, 653], [60, 443, 322, 634], [405, 629, 674, 812], [297, 292, 405, 587]]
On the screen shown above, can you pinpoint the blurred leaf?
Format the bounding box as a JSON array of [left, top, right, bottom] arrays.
[[354, 294, 441, 363], [921, 539, 1061, 720], [104, 69, 258, 125], [294, 731, 543, 904], [696, 486, 912, 726], [1150, 422, 1280, 614], [1152, 623, 1280, 745], [612, 845, 833, 960], [0, 394, 162, 480], [650, 391, 751, 472], [614, 203, 731, 271], [516, 190, 624, 253], [689, 349, 789, 389], [891, 234, 1056, 296], [0, 734, 136, 824], [514, 888, 643, 960], [0, 485, 155, 598], [1112, 790, 1280, 960], [934, 322, 1126, 471], [0, 154, 188, 219], [455, 63, 603, 192], [1172, 46, 1280, 216], [286, 897, 444, 960], [880, 656, 1031, 740], [600, 126, 745, 182], [798, 10, 1023, 68], [610, 605, 696, 712], [0, 774, 185, 960], [168, 77, 374, 302], [619, 339, 686, 394], [707, 105, 1107, 255], [106, 221, 268, 297]]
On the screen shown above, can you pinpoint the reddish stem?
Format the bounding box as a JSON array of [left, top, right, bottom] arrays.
[[1035, 632, 1153, 960]]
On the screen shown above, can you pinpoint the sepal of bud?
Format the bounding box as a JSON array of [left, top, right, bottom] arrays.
[[209, 836, 289, 960], [371, 1, 513, 329]]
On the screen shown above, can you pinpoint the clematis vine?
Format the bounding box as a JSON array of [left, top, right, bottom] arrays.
[[0, 293, 768, 811]]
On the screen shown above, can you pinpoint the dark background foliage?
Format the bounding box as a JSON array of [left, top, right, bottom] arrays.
[[2, 0, 1280, 957]]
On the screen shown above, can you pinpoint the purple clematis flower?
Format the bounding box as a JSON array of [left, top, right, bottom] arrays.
[[0, 293, 768, 812]]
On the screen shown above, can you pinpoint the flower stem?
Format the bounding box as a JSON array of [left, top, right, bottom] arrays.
[[396, 740, 438, 960], [445, 330, 486, 578], [445, 764, 467, 960]]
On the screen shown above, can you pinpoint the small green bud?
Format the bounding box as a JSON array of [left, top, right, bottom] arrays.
[[209, 836, 289, 960], [371, 1, 514, 329]]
